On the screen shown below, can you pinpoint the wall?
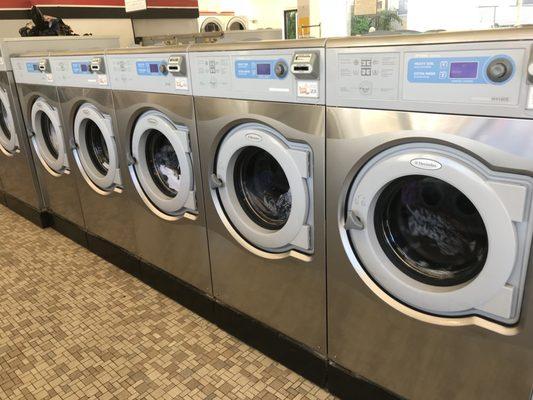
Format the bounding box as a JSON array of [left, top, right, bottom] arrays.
[[406, 0, 533, 32], [132, 18, 197, 37], [0, 18, 134, 46]]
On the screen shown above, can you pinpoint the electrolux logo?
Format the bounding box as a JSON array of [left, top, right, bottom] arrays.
[[245, 133, 262, 142], [410, 158, 442, 170]]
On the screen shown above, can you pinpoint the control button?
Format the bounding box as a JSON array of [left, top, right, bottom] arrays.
[[487, 58, 513, 83], [274, 61, 288, 78], [359, 81, 372, 95], [159, 64, 168, 75]]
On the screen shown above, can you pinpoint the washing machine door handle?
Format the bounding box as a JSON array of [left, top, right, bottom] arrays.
[[209, 173, 224, 189], [345, 211, 364, 230], [69, 137, 78, 151]]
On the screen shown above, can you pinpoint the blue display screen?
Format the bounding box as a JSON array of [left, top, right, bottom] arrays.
[[256, 63, 270, 75], [72, 62, 91, 74], [449, 62, 478, 79], [26, 63, 39, 72]]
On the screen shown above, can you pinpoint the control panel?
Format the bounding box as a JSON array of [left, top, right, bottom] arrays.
[[50, 55, 109, 88], [406, 55, 515, 84], [326, 42, 531, 118], [11, 57, 55, 85], [190, 48, 325, 104], [107, 52, 190, 94], [235, 59, 288, 79]]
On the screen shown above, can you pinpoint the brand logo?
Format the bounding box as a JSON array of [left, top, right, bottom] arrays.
[[245, 133, 262, 142], [147, 118, 158, 125], [410, 158, 442, 170]]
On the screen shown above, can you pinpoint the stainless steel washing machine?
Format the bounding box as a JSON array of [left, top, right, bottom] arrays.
[[0, 40, 44, 219], [50, 50, 136, 253], [326, 28, 533, 399], [11, 37, 119, 234], [190, 40, 327, 354], [12, 52, 86, 230], [107, 46, 211, 293], [1, 38, 113, 223]]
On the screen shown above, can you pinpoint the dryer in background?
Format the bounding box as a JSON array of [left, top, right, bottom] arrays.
[[107, 47, 211, 294], [326, 28, 533, 400], [190, 40, 327, 355], [50, 51, 136, 255]]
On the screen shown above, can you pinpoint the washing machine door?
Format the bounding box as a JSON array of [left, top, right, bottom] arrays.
[[31, 97, 68, 174], [130, 110, 196, 217], [0, 87, 19, 154], [212, 123, 313, 254], [73, 103, 121, 192], [345, 143, 532, 324]]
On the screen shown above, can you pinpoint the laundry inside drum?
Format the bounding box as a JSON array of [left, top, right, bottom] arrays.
[[234, 146, 292, 230], [373, 175, 488, 286]]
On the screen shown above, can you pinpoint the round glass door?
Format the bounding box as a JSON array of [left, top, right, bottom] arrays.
[[145, 130, 181, 197], [374, 175, 488, 287], [213, 123, 312, 254], [345, 143, 522, 320], [30, 97, 68, 174], [234, 146, 292, 230], [130, 110, 195, 217], [73, 103, 120, 192], [0, 88, 18, 154]]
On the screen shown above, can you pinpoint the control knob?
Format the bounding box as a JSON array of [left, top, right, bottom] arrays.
[[486, 58, 513, 83], [274, 61, 288, 78]]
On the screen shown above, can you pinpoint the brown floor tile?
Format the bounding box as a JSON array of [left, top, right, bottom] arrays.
[[0, 205, 336, 400]]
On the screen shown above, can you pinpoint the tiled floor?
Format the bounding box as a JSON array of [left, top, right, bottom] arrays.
[[0, 205, 336, 400]]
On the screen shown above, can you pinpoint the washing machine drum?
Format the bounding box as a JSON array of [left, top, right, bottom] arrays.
[[31, 97, 68, 174], [74, 103, 121, 191], [212, 123, 313, 254], [130, 110, 196, 217], [345, 143, 533, 324], [0, 88, 19, 154]]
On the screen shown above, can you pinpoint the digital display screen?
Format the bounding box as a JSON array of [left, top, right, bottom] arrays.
[[449, 62, 478, 79], [81, 64, 88, 72], [149, 63, 159, 73], [256, 63, 271, 75]]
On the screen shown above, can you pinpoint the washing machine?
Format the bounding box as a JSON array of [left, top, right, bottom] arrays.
[[49, 50, 137, 254], [0, 39, 45, 224], [190, 40, 327, 354], [107, 46, 211, 293], [0, 37, 118, 228], [198, 15, 248, 33], [326, 28, 533, 399], [11, 39, 118, 242]]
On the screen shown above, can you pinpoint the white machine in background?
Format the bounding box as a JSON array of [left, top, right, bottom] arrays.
[[326, 28, 533, 400], [198, 15, 249, 32]]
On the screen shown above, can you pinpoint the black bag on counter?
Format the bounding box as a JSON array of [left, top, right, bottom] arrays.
[[19, 6, 81, 37]]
